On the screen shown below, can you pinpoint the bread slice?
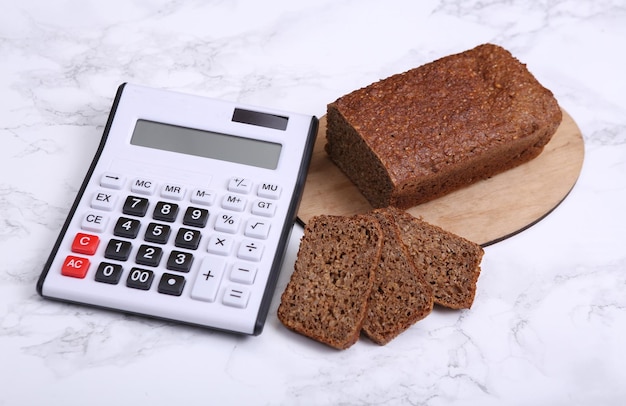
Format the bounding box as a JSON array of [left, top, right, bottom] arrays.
[[325, 43, 562, 209], [387, 207, 484, 309], [277, 214, 383, 349], [361, 209, 434, 345]]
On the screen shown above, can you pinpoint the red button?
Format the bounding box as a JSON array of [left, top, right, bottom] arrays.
[[71, 233, 100, 255], [61, 255, 90, 278]]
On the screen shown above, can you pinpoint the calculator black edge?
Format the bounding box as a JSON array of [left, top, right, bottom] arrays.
[[252, 115, 319, 335], [36, 83, 128, 295]]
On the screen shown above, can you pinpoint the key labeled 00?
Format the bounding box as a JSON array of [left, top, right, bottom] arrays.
[[126, 268, 154, 290]]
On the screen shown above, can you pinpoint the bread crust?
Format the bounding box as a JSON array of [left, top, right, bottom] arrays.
[[326, 43, 563, 208]]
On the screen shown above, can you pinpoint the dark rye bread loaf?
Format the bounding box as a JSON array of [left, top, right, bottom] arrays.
[[277, 214, 383, 350], [361, 209, 434, 345], [325, 43, 563, 209], [387, 207, 484, 309]]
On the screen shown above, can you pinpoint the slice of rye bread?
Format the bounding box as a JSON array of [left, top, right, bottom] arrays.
[[387, 207, 484, 309], [361, 209, 434, 345], [277, 214, 383, 350]]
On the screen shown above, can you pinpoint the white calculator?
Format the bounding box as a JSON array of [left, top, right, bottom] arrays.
[[37, 83, 318, 335]]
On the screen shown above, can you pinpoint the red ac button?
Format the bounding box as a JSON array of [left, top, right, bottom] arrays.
[[71, 233, 100, 255], [61, 255, 90, 278]]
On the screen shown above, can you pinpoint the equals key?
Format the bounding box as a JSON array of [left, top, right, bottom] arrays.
[[223, 287, 250, 308]]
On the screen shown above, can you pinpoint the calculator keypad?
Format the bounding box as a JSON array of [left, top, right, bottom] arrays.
[[62, 173, 280, 310]]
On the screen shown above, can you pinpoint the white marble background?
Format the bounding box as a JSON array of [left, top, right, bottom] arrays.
[[1, 0, 626, 405]]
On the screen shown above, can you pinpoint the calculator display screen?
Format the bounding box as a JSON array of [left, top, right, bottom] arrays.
[[130, 120, 282, 169]]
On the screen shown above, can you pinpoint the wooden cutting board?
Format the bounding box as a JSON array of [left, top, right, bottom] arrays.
[[297, 110, 584, 246]]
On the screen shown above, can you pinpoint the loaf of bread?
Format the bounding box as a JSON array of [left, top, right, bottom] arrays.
[[325, 43, 562, 208], [277, 214, 383, 350], [361, 209, 434, 345], [387, 207, 484, 309]]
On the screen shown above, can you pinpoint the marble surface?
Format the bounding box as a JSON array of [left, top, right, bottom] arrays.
[[1, 0, 625, 405]]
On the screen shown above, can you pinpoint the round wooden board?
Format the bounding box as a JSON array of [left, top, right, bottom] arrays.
[[297, 109, 584, 246]]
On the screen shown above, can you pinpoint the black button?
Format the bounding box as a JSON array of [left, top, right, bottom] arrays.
[[114, 217, 141, 239], [122, 196, 149, 217], [126, 268, 154, 290], [135, 244, 163, 267], [153, 201, 178, 222], [183, 207, 209, 228], [94, 262, 123, 284], [144, 223, 171, 244], [166, 250, 194, 272], [158, 273, 186, 296], [174, 228, 202, 250], [104, 239, 132, 261]]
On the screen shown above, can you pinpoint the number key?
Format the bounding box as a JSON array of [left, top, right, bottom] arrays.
[[166, 250, 194, 272], [175, 228, 202, 250], [126, 268, 154, 290], [136, 244, 163, 267], [153, 201, 178, 222], [144, 223, 171, 244], [183, 207, 209, 228], [114, 217, 141, 239], [95, 262, 123, 284], [123, 196, 149, 217], [104, 239, 132, 261]]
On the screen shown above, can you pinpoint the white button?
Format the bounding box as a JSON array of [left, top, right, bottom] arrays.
[[251, 200, 276, 217], [244, 219, 270, 239], [223, 286, 250, 308], [161, 183, 186, 200], [131, 178, 156, 195], [207, 234, 234, 256], [214, 212, 241, 234], [221, 194, 247, 211], [230, 262, 257, 284], [90, 191, 117, 211], [81, 212, 109, 232], [228, 177, 252, 194], [190, 257, 226, 302], [237, 239, 264, 262], [191, 189, 216, 206], [257, 183, 281, 199], [100, 173, 125, 189]]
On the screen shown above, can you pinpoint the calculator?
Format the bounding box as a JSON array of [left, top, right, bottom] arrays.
[[37, 83, 318, 335]]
